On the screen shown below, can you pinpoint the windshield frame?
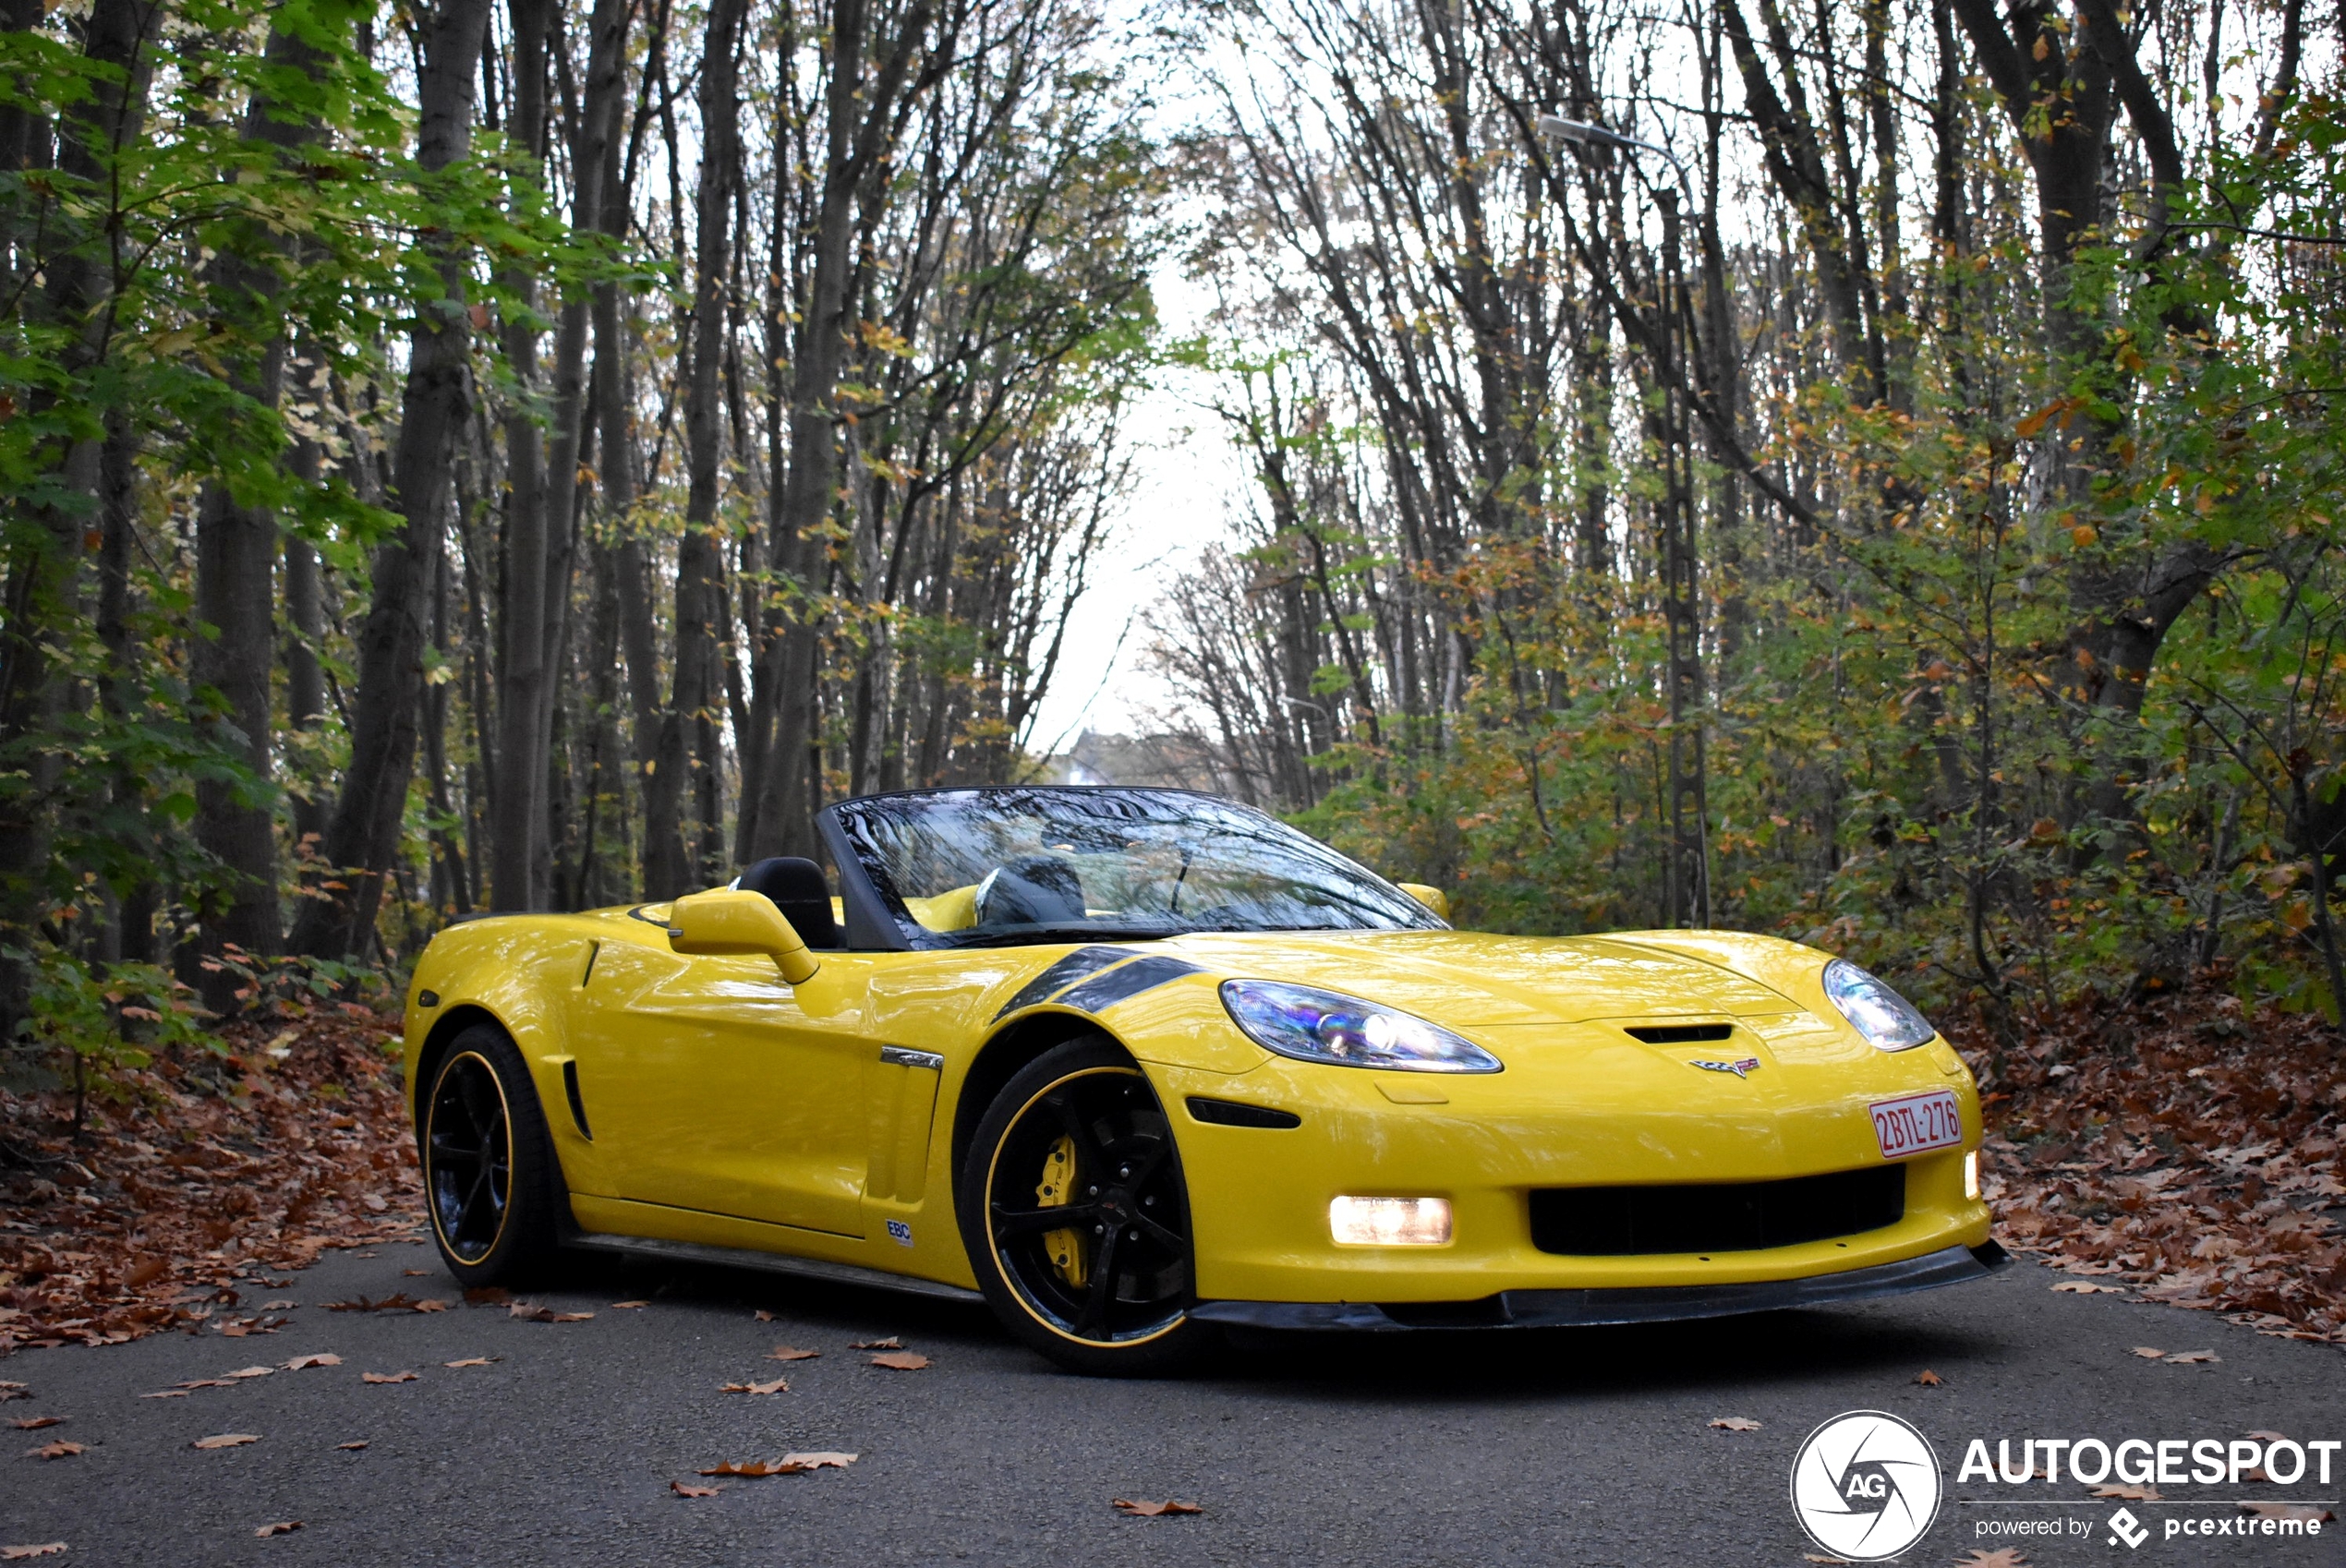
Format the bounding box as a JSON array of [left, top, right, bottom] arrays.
[[816, 786, 1445, 951]]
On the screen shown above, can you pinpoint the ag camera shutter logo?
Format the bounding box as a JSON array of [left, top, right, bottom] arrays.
[[1790, 1410, 1943, 1561]]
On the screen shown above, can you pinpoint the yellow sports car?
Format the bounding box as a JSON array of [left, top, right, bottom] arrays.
[[402, 786, 2001, 1374]]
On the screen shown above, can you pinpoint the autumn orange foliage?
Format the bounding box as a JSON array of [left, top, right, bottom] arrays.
[[0, 1009, 421, 1353]]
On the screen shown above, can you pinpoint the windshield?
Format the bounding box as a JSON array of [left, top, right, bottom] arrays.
[[824, 788, 1445, 947]]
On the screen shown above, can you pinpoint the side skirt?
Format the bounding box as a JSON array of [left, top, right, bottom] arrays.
[[570, 1232, 986, 1307]]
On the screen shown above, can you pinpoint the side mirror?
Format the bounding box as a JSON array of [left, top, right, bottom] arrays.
[[1396, 882, 1450, 922], [667, 888, 820, 984]]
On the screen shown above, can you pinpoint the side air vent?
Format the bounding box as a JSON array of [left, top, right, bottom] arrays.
[[1185, 1097, 1301, 1129], [562, 1060, 593, 1140], [1625, 1022, 1735, 1044]]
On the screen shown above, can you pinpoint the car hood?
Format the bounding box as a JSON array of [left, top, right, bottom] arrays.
[[1159, 930, 1801, 1026]]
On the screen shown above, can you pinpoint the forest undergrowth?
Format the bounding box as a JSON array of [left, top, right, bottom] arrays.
[[1960, 985, 2346, 1345], [0, 1009, 421, 1355]]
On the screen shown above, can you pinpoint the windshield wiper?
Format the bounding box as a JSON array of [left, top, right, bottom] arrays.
[[938, 923, 1178, 948]]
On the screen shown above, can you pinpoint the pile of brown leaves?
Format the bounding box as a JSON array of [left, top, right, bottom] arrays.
[[1951, 985, 2346, 1344], [0, 1008, 422, 1355]]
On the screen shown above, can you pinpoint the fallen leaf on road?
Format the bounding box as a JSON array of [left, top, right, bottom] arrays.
[[253, 1522, 302, 1538], [1708, 1417, 1762, 1431], [443, 1357, 497, 1369], [1801, 1556, 1855, 1565], [463, 1287, 513, 1306], [360, 1372, 417, 1384], [2245, 1429, 2290, 1441], [611, 1300, 649, 1309], [1914, 1369, 1943, 1386], [753, 1310, 774, 1322], [323, 1295, 421, 1313], [2165, 1350, 2219, 1364], [173, 1380, 236, 1391], [670, 1481, 719, 1498], [0, 1545, 66, 1560], [720, 1379, 790, 1395], [868, 1351, 929, 1370], [25, 1441, 81, 1460], [2050, 1281, 2125, 1294], [125, 1259, 166, 1288], [2243, 1466, 2270, 1482], [281, 1355, 340, 1370], [138, 1391, 188, 1400], [698, 1459, 812, 1478], [223, 1367, 273, 1380], [1111, 1499, 1202, 1517], [8, 1417, 60, 1430], [781, 1452, 856, 1469], [768, 1347, 819, 1363], [336, 1441, 368, 1451], [192, 1433, 260, 1450], [508, 1303, 593, 1323], [260, 1301, 297, 1312], [2241, 1502, 2335, 1522], [1955, 1551, 2028, 1567], [2092, 1484, 2159, 1501], [2130, 1347, 2166, 1359], [403, 1269, 429, 1277], [850, 1336, 901, 1350]]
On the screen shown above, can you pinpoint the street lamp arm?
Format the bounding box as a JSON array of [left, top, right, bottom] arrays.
[[1533, 113, 1693, 194]]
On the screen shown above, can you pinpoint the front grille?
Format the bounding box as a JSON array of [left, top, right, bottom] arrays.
[[1529, 1165, 1905, 1256]]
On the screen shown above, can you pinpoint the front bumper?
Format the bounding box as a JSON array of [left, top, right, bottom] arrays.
[[1191, 1239, 2011, 1331]]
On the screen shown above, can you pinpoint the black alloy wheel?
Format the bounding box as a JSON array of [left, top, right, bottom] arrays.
[[427, 1050, 513, 1261], [420, 1023, 562, 1285], [960, 1036, 1208, 1375]]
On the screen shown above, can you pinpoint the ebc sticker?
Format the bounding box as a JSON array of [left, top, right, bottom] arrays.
[[885, 1219, 913, 1248], [989, 946, 1138, 1021], [1056, 955, 1204, 1014]]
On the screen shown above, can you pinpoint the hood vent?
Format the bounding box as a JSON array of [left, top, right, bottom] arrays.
[[1625, 1022, 1734, 1044]]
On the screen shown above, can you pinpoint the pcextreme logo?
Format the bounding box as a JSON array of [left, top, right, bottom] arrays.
[[1789, 1410, 1943, 1562]]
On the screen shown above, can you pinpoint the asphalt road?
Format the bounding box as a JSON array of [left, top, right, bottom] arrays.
[[3, 1238, 2340, 1567]]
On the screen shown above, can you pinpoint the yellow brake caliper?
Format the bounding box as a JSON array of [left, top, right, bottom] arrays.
[[1036, 1135, 1087, 1289]]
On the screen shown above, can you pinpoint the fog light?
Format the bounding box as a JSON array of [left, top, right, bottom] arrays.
[[1964, 1149, 1980, 1200], [1329, 1196, 1452, 1247]]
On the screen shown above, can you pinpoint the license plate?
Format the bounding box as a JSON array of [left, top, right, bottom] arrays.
[[1870, 1089, 1964, 1160]]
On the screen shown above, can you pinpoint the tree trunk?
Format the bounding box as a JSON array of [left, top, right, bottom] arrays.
[[289, 0, 499, 959], [749, 0, 939, 861], [666, 0, 747, 886], [490, 0, 557, 912], [0, 0, 158, 1022]]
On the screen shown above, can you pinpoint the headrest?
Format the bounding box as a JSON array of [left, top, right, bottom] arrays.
[[737, 857, 840, 949]]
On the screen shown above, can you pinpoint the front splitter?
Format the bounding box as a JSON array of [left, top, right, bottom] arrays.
[[1188, 1239, 2010, 1332]]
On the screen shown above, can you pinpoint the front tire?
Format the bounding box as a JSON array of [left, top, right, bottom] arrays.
[[958, 1037, 1209, 1376], [420, 1023, 562, 1287]]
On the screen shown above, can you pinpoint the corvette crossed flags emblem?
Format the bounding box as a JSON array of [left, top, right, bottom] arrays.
[[1689, 1056, 1762, 1078]]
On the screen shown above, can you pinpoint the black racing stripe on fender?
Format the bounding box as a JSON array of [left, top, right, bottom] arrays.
[[1057, 955, 1204, 1014], [989, 946, 1139, 1021]]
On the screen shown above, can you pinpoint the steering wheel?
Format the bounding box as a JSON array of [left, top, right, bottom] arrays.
[[973, 855, 1088, 925]]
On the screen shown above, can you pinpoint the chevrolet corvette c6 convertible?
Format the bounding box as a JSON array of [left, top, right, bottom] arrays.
[[402, 785, 2001, 1373]]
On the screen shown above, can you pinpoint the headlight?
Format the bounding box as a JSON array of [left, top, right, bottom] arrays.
[[1219, 980, 1503, 1073], [1822, 959, 1936, 1051]]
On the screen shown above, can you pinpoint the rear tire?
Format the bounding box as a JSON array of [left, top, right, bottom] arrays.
[[958, 1036, 1209, 1376], [419, 1023, 563, 1287]]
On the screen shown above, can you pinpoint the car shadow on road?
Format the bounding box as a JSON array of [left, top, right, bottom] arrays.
[[1203, 1306, 2006, 1404], [546, 1246, 2003, 1402]]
